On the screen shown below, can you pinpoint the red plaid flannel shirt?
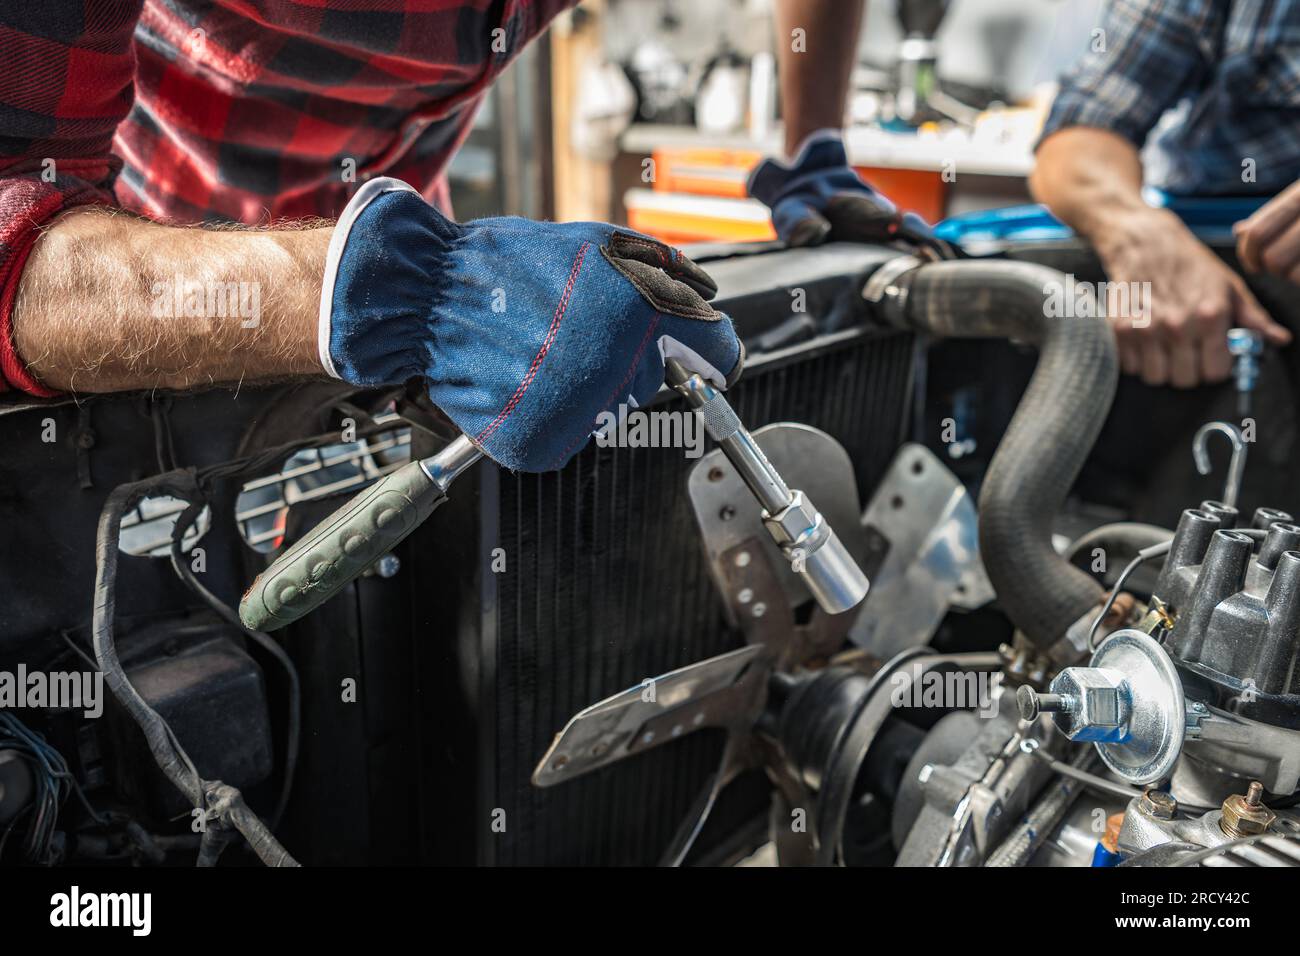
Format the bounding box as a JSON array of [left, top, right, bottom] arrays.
[[0, 0, 576, 395]]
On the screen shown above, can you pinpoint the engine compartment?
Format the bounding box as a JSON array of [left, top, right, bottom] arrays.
[[2, 240, 1299, 869]]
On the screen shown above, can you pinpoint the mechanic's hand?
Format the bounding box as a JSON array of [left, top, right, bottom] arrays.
[[1235, 179, 1300, 283], [321, 178, 743, 472], [1095, 208, 1289, 388], [748, 129, 933, 247]]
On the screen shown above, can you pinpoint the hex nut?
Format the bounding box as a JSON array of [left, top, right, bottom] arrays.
[[762, 491, 822, 549], [1048, 666, 1131, 742], [1138, 788, 1177, 821], [1221, 789, 1276, 837]]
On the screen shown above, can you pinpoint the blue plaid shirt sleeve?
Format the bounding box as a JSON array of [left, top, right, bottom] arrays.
[[1039, 0, 1224, 148]]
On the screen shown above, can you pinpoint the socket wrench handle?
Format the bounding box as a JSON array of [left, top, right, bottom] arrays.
[[239, 435, 482, 631], [666, 360, 870, 614]]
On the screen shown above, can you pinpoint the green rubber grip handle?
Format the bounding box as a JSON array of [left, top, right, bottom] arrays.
[[239, 460, 447, 632]]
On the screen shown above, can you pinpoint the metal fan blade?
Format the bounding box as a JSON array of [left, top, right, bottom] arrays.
[[657, 735, 746, 867], [531, 644, 767, 787]]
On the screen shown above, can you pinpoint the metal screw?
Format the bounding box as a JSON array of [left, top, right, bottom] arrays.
[[374, 553, 401, 578], [1227, 329, 1264, 417]]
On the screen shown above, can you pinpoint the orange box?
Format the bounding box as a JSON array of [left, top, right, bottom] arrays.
[[651, 147, 763, 198], [852, 165, 946, 225], [635, 147, 947, 243]]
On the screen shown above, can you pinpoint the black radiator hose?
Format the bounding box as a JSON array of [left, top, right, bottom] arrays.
[[872, 258, 1119, 648]]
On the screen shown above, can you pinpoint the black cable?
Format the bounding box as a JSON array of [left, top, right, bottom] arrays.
[[150, 401, 175, 474], [60, 631, 99, 671], [196, 824, 233, 867], [169, 499, 301, 831], [1269, 790, 1300, 809], [196, 411, 403, 487], [79, 405, 405, 865], [1085, 527, 1272, 652], [1087, 540, 1172, 652], [91, 470, 298, 866]]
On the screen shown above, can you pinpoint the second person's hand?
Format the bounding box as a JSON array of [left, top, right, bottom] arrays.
[[1094, 207, 1289, 387], [1235, 179, 1300, 283], [748, 130, 933, 248]]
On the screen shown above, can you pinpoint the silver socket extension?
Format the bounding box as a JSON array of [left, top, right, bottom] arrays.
[[666, 360, 870, 615]]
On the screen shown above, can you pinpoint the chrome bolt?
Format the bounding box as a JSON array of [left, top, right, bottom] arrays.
[[1016, 685, 1072, 721]]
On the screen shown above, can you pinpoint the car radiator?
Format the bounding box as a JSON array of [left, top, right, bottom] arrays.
[[412, 244, 918, 865]]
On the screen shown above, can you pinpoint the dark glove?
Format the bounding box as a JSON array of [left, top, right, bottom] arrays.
[[320, 178, 743, 472], [748, 129, 934, 247]]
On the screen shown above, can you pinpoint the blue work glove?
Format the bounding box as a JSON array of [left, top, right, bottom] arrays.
[[748, 129, 934, 247], [319, 178, 743, 472]]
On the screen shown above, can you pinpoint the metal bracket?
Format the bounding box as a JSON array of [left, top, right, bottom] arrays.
[[686, 422, 867, 660], [851, 443, 992, 657]]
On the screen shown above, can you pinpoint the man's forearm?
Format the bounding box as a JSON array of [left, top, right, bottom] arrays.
[[12, 208, 330, 393], [1029, 127, 1154, 241], [775, 0, 864, 156]]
